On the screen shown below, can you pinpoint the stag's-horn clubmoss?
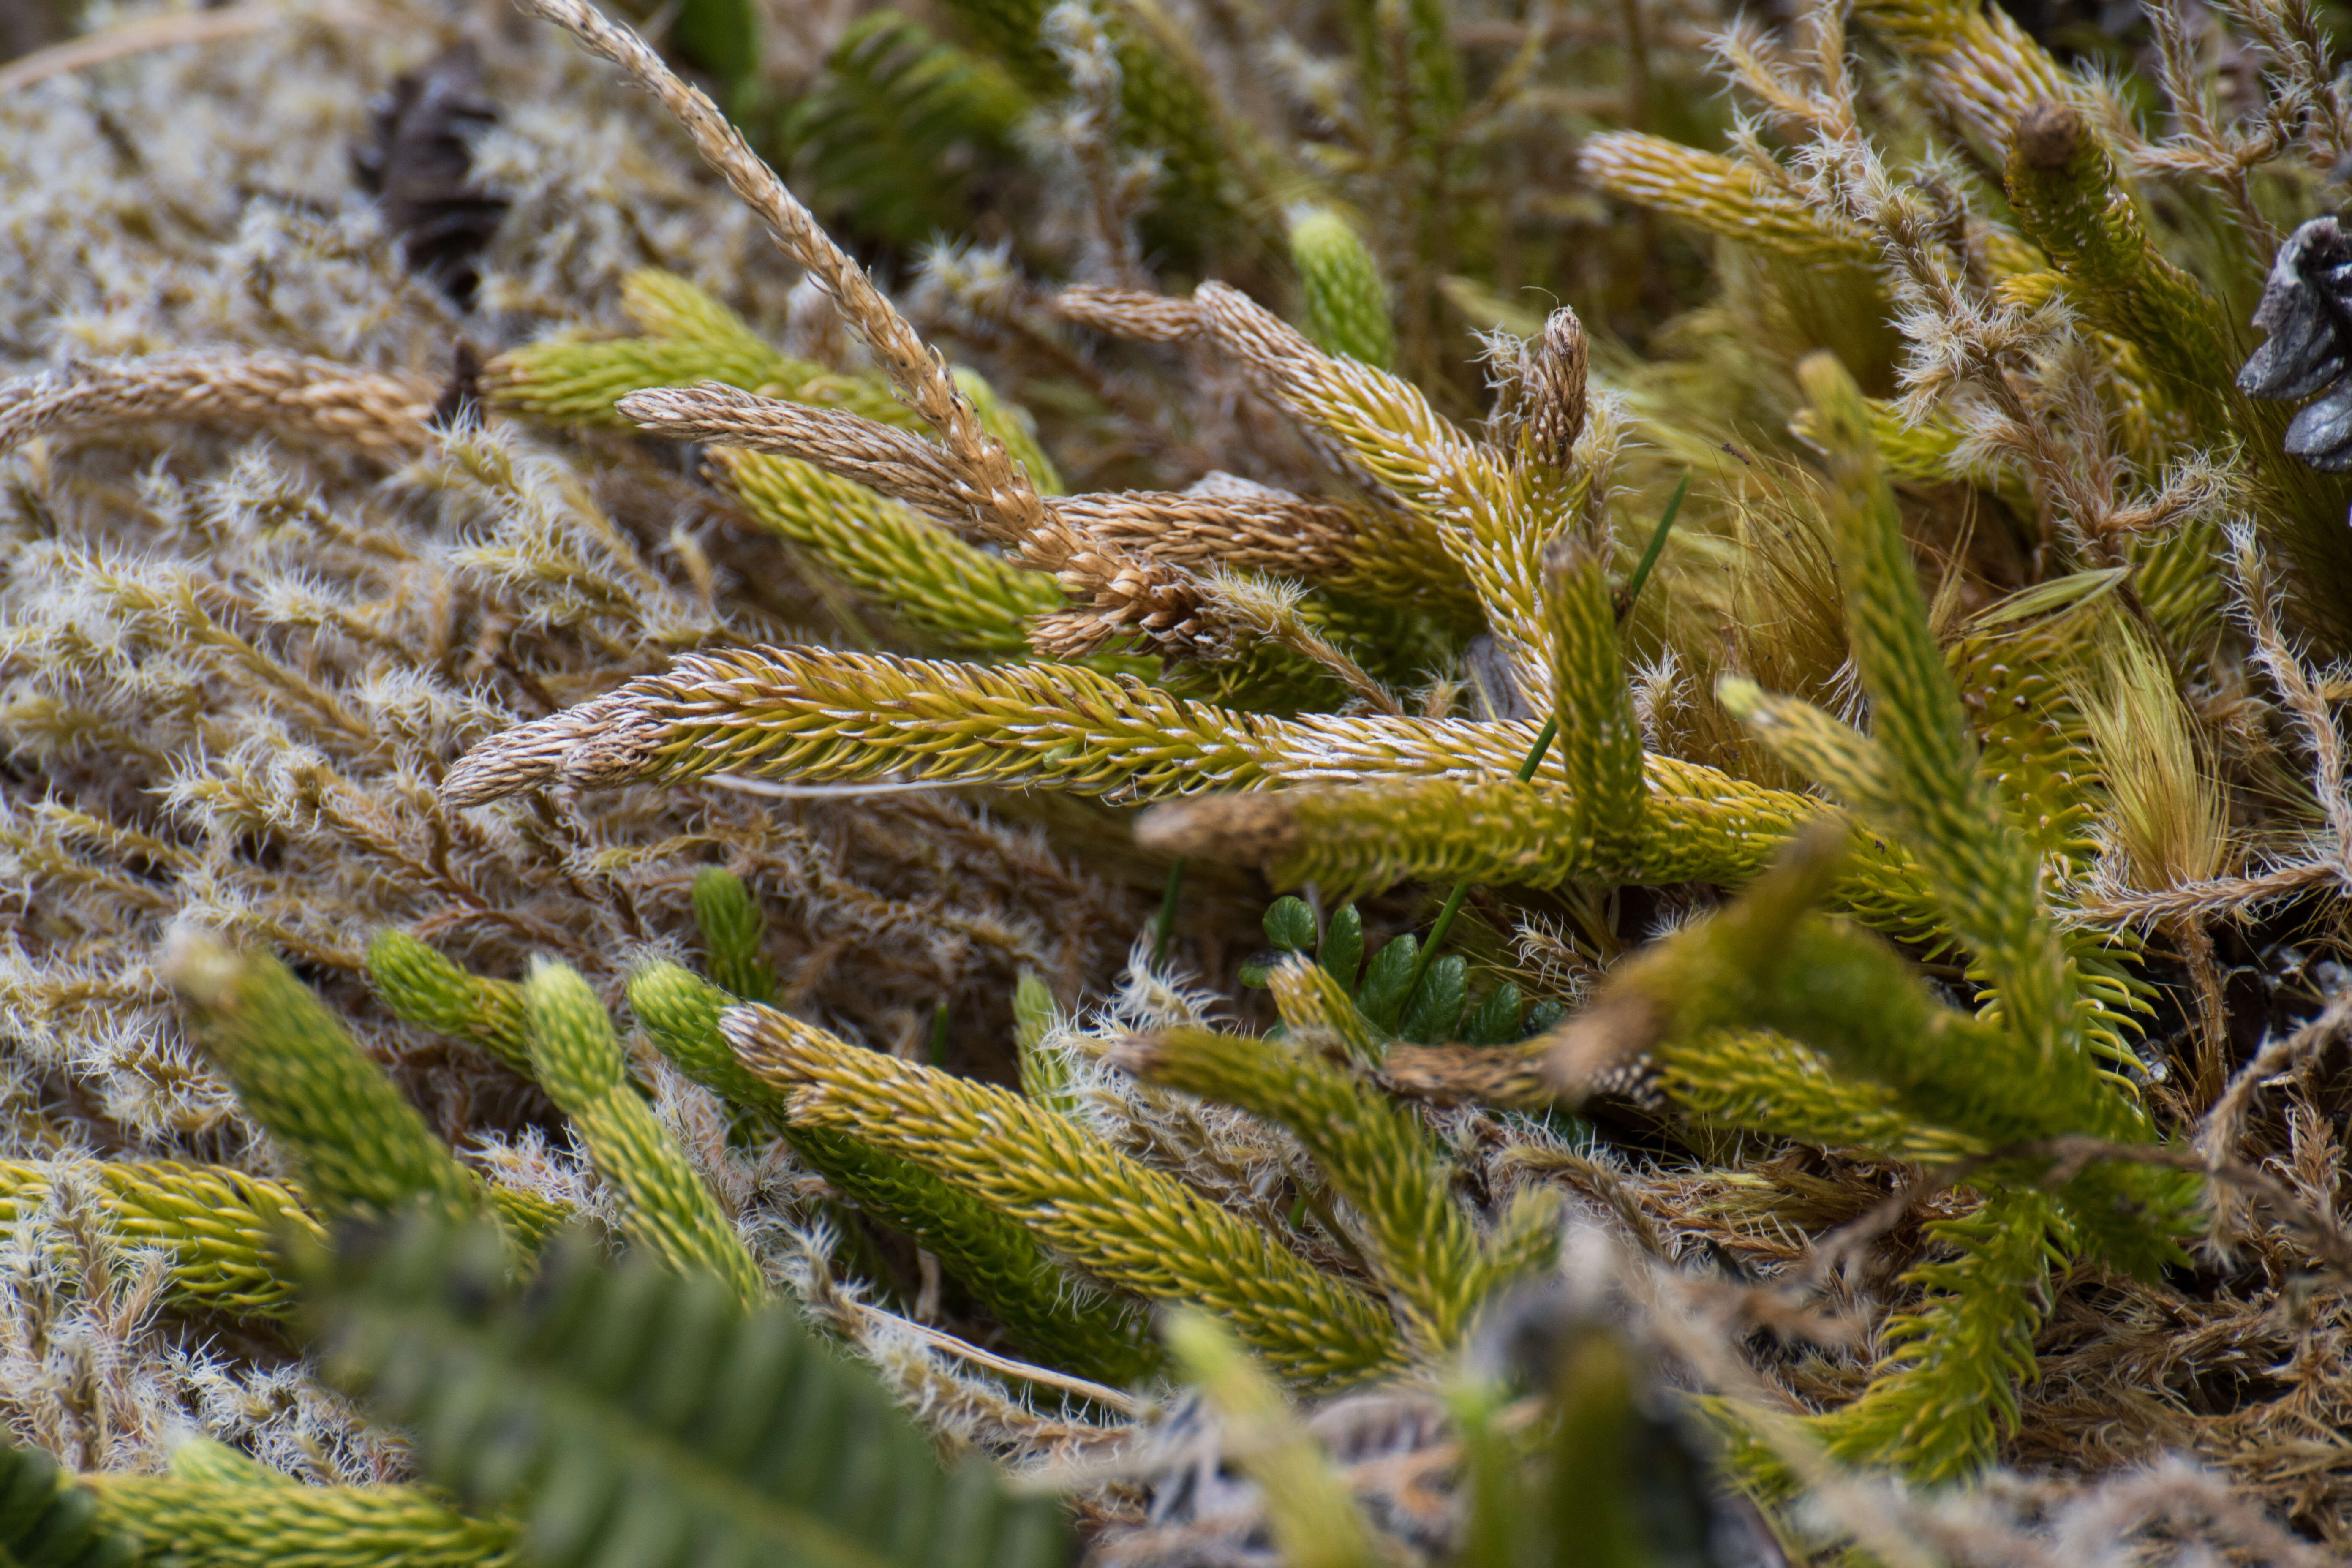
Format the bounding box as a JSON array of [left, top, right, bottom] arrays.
[[3, 0, 2352, 1558]]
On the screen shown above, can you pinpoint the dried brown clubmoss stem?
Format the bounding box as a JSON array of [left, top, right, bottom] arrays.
[[1047, 288, 1494, 622], [1054, 489, 1358, 578], [1187, 280, 1423, 504], [1051, 285, 1203, 342], [1059, 283, 1477, 582], [623, 386, 1014, 535], [0, 5, 299, 94], [0, 354, 437, 461], [1136, 792, 1303, 864], [642, 400, 1434, 662], [1082, 485, 1429, 661], [1072, 482, 1478, 626], [1373, 1040, 1557, 1110], [508, 0, 1045, 535]]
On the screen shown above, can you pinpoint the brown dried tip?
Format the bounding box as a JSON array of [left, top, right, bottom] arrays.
[[1054, 286, 1202, 343], [1538, 990, 1665, 1105], [0, 354, 437, 462], [1524, 308, 1589, 469], [558, 699, 672, 791], [620, 385, 993, 536], [2012, 101, 2085, 170], [1132, 792, 1299, 868], [440, 698, 607, 807], [1378, 1041, 1555, 1110], [1102, 1034, 1166, 1081]]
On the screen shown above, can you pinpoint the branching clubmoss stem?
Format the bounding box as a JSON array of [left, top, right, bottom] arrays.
[[1399, 479, 1687, 1013]]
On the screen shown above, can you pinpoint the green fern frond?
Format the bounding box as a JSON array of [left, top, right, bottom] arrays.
[[927, 0, 1265, 253], [1102, 0, 1256, 242], [928, 0, 1057, 94], [1339, 0, 1463, 147], [312, 1214, 1073, 1568], [1253, 898, 1508, 1051], [672, 0, 758, 92]]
